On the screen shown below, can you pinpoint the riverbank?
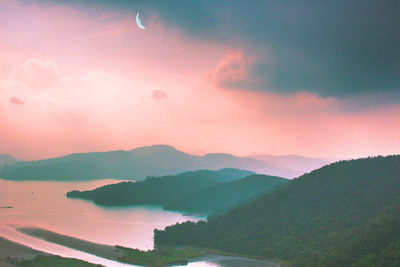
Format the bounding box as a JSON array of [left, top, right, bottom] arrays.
[[186, 255, 282, 267], [17, 227, 123, 261], [0, 236, 47, 266], [0, 236, 102, 267], [16, 226, 282, 267], [17, 227, 204, 266]]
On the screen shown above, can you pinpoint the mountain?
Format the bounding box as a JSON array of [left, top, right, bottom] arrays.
[[0, 154, 18, 167], [154, 156, 400, 267], [250, 154, 331, 176], [1, 145, 297, 181], [67, 168, 256, 206], [163, 174, 288, 215]]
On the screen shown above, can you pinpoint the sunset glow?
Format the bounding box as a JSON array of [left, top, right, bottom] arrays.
[[1, 0, 399, 160]]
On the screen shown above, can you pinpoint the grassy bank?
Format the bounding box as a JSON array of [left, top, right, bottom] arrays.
[[117, 246, 203, 266], [19, 255, 104, 267], [17, 226, 282, 266], [0, 236, 102, 267], [17, 227, 205, 266]]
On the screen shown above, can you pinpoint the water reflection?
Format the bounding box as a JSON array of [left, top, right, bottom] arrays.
[[0, 179, 201, 251], [0, 179, 275, 267]]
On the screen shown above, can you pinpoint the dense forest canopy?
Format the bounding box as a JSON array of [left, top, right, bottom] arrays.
[[67, 168, 256, 206], [155, 156, 400, 267], [164, 174, 287, 214]]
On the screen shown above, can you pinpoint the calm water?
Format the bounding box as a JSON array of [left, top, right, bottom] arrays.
[[0, 179, 275, 267], [0, 179, 210, 266]]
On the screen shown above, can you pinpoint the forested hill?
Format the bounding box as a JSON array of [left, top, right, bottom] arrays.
[[155, 156, 400, 267], [163, 174, 288, 215], [67, 168, 255, 206]]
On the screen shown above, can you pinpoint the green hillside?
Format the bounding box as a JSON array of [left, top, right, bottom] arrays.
[[67, 169, 255, 206], [164, 174, 288, 215], [154, 156, 400, 267]]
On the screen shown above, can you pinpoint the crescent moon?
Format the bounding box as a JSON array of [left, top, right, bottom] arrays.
[[136, 12, 146, 30]]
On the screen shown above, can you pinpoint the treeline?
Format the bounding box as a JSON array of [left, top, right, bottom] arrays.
[[67, 169, 287, 215], [154, 156, 400, 267], [67, 169, 254, 206], [164, 174, 287, 214]]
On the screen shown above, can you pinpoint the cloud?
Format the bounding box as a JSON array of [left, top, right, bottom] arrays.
[[1, 57, 138, 114], [152, 89, 166, 100], [211, 51, 274, 92], [7, 58, 61, 91], [50, 0, 400, 98], [212, 51, 254, 90], [9, 96, 25, 105]]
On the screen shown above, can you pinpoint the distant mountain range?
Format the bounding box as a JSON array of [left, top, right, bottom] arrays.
[[0, 154, 19, 169], [249, 154, 332, 174], [155, 155, 400, 267], [0, 145, 334, 181]]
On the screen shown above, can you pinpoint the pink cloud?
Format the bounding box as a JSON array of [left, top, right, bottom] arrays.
[[10, 96, 24, 105], [211, 50, 256, 90], [6, 58, 61, 92], [152, 90, 166, 100], [0, 0, 399, 161]]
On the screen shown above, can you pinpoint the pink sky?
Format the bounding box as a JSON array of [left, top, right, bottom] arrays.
[[1, 1, 399, 160]]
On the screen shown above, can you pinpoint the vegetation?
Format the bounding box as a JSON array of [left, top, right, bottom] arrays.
[[117, 246, 281, 267], [67, 168, 255, 206], [155, 155, 400, 267], [16, 247, 204, 267], [18, 255, 103, 267], [117, 246, 203, 267], [164, 174, 288, 215], [16, 226, 210, 267]]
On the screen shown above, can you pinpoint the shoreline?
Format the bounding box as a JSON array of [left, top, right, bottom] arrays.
[[0, 236, 104, 266], [15, 226, 282, 267], [0, 231, 136, 267], [186, 255, 282, 267], [0, 236, 49, 266], [17, 227, 124, 262]]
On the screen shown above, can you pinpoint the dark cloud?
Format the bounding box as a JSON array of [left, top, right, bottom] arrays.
[[151, 89, 166, 100], [42, 0, 400, 98], [10, 97, 25, 105]]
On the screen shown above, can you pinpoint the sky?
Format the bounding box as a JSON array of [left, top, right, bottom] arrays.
[[0, 0, 399, 160]]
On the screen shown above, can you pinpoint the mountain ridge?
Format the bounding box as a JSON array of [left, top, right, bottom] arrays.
[[249, 154, 333, 174], [1, 145, 301, 180], [0, 154, 19, 168]]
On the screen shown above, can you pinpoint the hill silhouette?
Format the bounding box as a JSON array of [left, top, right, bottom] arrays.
[[250, 154, 331, 175], [67, 168, 256, 206], [0, 154, 18, 169], [1, 145, 297, 180]]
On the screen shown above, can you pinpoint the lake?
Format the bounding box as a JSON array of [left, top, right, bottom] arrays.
[[0, 179, 208, 266], [0, 179, 277, 267]]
